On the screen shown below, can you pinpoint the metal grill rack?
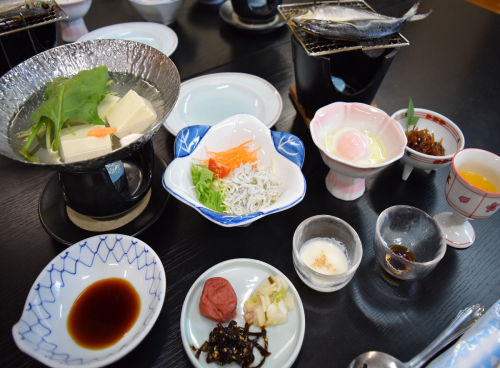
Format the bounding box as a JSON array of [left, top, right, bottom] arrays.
[[278, 1, 409, 57], [0, 3, 68, 37]]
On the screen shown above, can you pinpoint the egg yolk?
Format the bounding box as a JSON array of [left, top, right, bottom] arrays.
[[324, 127, 387, 165], [334, 128, 371, 162]]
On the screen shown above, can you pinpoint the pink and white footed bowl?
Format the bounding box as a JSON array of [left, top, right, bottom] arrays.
[[391, 108, 465, 181], [435, 149, 500, 249], [310, 102, 407, 201]]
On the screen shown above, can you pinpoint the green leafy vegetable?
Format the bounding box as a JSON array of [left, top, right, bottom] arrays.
[[191, 163, 226, 213], [405, 97, 420, 132], [22, 66, 112, 154], [22, 117, 47, 153], [19, 149, 40, 163], [44, 77, 69, 100]]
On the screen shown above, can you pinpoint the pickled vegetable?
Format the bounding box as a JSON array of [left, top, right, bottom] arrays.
[[192, 320, 271, 367]]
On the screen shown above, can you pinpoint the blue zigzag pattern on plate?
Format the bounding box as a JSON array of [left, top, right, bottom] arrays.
[[270, 130, 305, 168], [174, 125, 211, 158], [163, 117, 306, 227], [199, 207, 263, 225], [15, 235, 163, 365]]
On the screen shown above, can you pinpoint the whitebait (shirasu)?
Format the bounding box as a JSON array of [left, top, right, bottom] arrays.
[[220, 162, 282, 215]]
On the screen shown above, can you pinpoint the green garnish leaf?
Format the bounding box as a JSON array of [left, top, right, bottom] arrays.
[[44, 77, 69, 100], [405, 97, 420, 132], [24, 66, 112, 153], [191, 163, 226, 213]]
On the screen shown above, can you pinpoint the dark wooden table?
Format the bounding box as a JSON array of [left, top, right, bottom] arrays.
[[1, 0, 500, 367]]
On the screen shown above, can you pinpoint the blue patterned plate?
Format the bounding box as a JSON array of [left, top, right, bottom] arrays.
[[12, 235, 166, 367], [162, 114, 306, 227]]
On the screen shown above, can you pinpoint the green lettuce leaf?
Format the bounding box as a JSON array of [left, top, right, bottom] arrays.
[[25, 66, 112, 153], [191, 163, 226, 213]]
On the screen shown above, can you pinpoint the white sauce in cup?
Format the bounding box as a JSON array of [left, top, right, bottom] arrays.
[[300, 237, 349, 275]]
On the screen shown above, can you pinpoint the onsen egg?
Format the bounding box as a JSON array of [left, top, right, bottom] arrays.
[[325, 127, 387, 165], [329, 127, 372, 163]]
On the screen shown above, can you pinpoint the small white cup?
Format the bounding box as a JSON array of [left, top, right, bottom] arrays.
[[57, 0, 92, 42]]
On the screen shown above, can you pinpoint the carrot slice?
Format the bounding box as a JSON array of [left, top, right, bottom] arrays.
[[87, 126, 117, 137], [194, 140, 260, 172]]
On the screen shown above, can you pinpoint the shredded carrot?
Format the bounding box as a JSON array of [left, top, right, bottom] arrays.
[[87, 126, 117, 138], [195, 140, 261, 171]]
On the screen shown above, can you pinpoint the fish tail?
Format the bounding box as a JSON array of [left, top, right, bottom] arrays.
[[403, 2, 432, 22], [402, 2, 420, 18], [408, 9, 432, 21]]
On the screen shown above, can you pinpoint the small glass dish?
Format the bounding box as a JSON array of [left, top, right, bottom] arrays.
[[374, 205, 446, 280], [293, 215, 363, 292]]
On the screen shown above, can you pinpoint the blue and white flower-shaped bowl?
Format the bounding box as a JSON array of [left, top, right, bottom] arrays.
[[162, 114, 306, 227], [12, 235, 166, 368]]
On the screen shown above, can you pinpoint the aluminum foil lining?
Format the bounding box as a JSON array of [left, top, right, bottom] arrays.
[[0, 39, 180, 172]]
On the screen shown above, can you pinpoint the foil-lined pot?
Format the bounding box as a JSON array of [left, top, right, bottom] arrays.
[[0, 39, 180, 172]]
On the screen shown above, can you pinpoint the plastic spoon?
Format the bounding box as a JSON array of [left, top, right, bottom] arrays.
[[347, 304, 484, 368]]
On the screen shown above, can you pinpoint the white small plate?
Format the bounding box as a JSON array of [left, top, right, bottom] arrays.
[[180, 258, 305, 368], [164, 72, 282, 135], [77, 22, 178, 57], [219, 1, 285, 31], [12, 234, 167, 368]]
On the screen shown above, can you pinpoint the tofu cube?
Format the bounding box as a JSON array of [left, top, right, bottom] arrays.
[[97, 95, 121, 123], [106, 90, 157, 138], [59, 125, 113, 163]]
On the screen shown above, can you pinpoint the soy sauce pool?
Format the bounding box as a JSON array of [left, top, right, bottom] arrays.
[[8, 72, 162, 164], [67, 278, 141, 350], [389, 245, 416, 262]]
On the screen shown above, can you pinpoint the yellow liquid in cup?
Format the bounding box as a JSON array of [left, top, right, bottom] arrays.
[[459, 171, 499, 192]]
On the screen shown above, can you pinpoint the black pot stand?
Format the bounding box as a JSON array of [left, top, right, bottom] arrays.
[[39, 151, 169, 246]]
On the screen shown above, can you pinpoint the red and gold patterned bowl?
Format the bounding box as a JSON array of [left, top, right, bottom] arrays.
[[391, 108, 465, 181]]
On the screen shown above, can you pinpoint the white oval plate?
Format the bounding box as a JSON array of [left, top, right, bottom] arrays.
[[12, 234, 167, 368], [164, 72, 283, 135], [180, 258, 305, 368], [77, 22, 178, 57]]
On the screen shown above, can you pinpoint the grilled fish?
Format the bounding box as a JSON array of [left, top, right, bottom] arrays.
[[292, 2, 431, 41], [0, 0, 54, 21]]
